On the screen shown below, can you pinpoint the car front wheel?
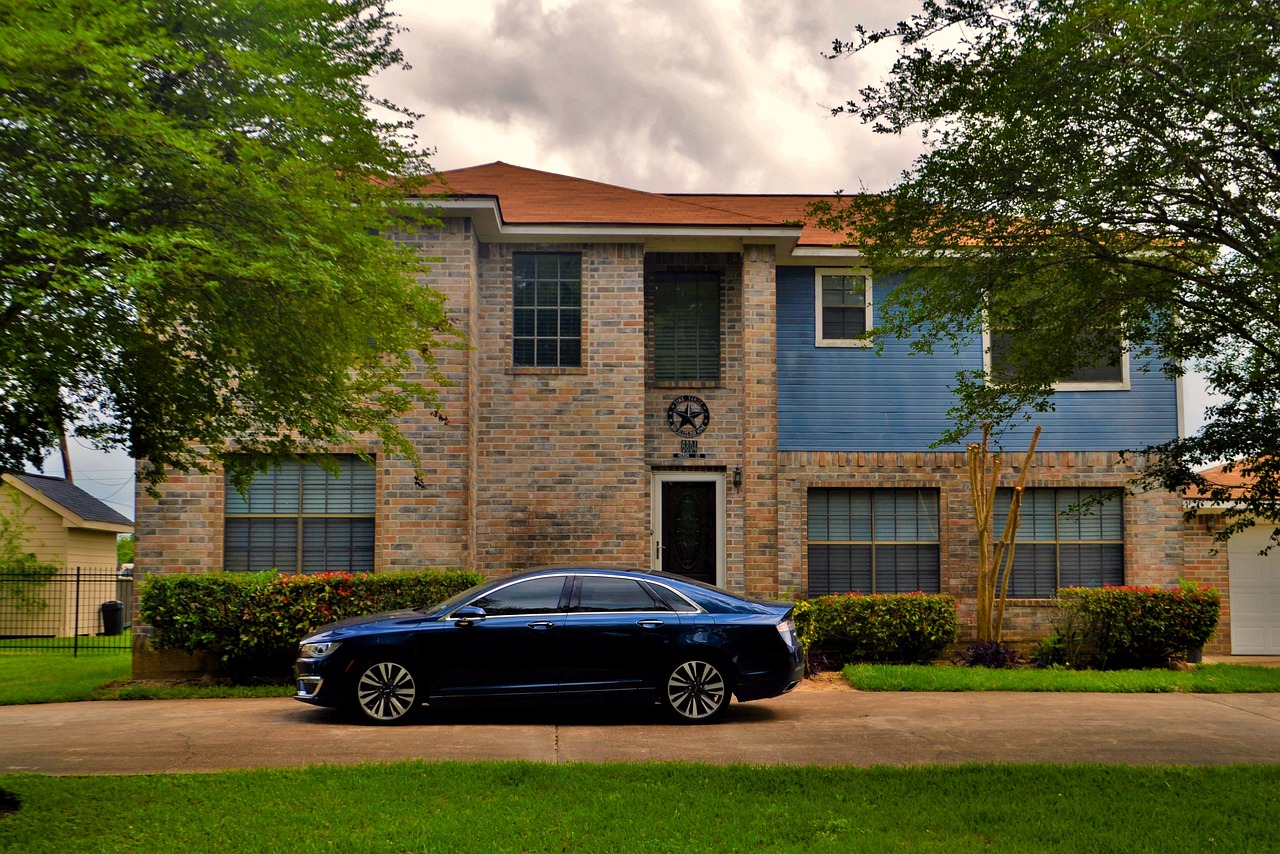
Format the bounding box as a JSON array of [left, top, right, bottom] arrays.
[[663, 657, 729, 723], [353, 659, 420, 724]]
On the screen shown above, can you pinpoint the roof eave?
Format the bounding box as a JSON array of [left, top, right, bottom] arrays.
[[2, 475, 134, 533], [415, 197, 807, 253]]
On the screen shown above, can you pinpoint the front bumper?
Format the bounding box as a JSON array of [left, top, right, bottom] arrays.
[[294, 657, 342, 707]]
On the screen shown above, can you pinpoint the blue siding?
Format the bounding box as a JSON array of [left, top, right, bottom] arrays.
[[777, 267, 1178, 452]]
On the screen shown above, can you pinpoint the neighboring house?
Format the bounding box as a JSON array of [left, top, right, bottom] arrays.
[[1186, 464, 1280, 654], [2, 473, 133, 568], [1, 473, 134, 637], [134, 162, 1231, 650]]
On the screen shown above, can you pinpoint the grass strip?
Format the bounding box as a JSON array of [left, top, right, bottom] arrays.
[[1, 762, 1276, 853], [0, 654, 131, 705], [843, 663, 1280, 693]]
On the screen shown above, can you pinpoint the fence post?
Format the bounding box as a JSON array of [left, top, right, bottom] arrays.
[[73, 566, 81, 658]]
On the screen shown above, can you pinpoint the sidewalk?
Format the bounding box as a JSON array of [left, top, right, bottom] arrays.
[[2, 682, 1278, 776]]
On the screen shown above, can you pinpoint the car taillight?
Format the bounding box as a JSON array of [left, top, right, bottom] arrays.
[[776, 618, 796, 649]]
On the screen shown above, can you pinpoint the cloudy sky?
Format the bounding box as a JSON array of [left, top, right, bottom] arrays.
[[52, 0, 1217, 519], [377, 0, 922, 194]]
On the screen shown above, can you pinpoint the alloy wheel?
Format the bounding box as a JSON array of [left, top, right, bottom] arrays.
[[665, 659, 727, 722], [355, 660, 418, 724]]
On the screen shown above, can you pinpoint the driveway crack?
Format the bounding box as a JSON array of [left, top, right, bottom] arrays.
[[1191, 694, 1280, 723]]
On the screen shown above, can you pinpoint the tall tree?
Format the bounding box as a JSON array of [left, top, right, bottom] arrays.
[[0, 0, 458, 490], [814, 0, 1280, 539]]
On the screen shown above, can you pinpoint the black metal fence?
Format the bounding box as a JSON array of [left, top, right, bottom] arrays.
[[0, 566, 134, 654]]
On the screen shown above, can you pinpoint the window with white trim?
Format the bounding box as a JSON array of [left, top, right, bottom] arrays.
[[224, 455, 375, 573], [815, 268, 873, 346], [987, 327, 1128, 389], [807, 488, 940, 595], [993, 487, 1124, 598]]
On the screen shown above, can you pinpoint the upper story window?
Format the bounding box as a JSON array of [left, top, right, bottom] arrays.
[[650, 271, 721, 384], [815, 268, 873, 347], [224, 454, 375, 573], [513, 252, 582, 368], [987, 327, 1128, 390]]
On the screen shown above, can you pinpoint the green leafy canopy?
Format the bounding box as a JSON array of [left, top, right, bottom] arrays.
[[814, 0, 1280, 538], [0, 0, 461, 490]]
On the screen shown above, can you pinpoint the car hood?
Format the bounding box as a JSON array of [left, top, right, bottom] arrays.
[[302, 609, 429, 640]]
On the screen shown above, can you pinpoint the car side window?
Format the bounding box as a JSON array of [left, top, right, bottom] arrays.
[[575, 577, 668, 613], [645, 582, 699, 613], [468, 576, 568, 616]]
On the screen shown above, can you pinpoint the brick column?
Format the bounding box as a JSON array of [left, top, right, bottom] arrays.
[[741, 244, 778, 596]]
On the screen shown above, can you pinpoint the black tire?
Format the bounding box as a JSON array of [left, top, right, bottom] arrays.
[[662, 656, 730, 723], [351, 659, 421, 725]]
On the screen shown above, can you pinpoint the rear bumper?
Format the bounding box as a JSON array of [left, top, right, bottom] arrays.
[[734, 648, 805, 702]]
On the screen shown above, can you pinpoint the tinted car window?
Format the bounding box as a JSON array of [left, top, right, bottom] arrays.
[[646, 581, 700, 613], [576, 577, 667, 613], [469, 576, 567, 616]]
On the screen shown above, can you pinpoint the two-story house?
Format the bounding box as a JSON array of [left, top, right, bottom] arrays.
[[135, 162, 1234, 651]]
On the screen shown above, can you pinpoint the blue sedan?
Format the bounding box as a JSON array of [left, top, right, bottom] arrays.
[[294, 567, 804, 724]]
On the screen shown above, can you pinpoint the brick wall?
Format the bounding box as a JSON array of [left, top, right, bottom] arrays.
[[467, 242, 648, 574], [741, 245, 779, 597], [1182, 512, 1232, 653]]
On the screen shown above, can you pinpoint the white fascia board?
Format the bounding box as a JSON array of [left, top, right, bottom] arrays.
[[788, 246, 864, 259], [413, 198, 803, 247]]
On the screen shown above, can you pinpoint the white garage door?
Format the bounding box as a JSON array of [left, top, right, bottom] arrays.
[[1228, 524, 1280, 654]]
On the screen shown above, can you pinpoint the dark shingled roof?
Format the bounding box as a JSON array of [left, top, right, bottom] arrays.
[[13, 473, 133, 526]]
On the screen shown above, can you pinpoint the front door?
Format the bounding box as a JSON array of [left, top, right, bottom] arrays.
[[660, 480, 717, 585]]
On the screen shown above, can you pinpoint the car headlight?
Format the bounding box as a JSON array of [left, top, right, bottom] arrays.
[[299, 641, 341, 659]]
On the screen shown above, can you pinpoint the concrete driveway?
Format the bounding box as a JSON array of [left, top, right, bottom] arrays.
[[2, 681, 1279, 776]]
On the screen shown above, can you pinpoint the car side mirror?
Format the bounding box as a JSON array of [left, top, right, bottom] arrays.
[[453, 606, 487, 626]]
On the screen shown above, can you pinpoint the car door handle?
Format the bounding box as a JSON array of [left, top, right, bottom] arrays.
[[637, 619, 665, 629], [526, 621, 556, 630]]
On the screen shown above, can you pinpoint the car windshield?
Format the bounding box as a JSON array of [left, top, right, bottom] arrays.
[[415, 580, 492, 617]]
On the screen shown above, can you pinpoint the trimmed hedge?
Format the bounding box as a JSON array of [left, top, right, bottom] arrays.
[[793, 592, 958, 667], [1058, 584, 1221, 669], [141, 569, 483, 679]]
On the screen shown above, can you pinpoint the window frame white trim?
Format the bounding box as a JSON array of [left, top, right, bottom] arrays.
[[650, 471, 726, 588], [814, 267, 874, 348], [982, 327, 1131, 391]]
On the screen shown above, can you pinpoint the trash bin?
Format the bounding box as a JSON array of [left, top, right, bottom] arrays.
[[100, 600, 124, 636]]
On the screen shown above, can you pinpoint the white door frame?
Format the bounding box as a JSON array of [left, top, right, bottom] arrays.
[[651, 471, 726, 587]]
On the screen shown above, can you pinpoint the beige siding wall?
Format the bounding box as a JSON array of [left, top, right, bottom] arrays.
[[2, 485, 68, 564]]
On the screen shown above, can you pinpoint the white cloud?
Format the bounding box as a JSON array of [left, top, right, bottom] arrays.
[[377, 0, 925, 192]]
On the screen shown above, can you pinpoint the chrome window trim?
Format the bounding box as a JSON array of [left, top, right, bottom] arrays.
[[443, 573, 574, 621]]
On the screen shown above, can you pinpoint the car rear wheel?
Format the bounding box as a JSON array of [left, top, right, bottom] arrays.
[[353, 659, 420, 724], [663, 657, 729, 723]]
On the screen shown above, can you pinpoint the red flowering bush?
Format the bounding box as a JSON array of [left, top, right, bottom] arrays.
[[792, 592, 958, 667], [1057, 584, 1221, 669], [142, 569, 482, 679]]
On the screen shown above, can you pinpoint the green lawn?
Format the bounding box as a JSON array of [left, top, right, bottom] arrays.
[[1, 762, 1276, 852], [842, 663, 1280, 693], [0, 654, 291, 705], [0, 653, 131, 705]]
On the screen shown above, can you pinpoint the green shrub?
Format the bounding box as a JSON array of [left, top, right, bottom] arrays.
[[1058, 584, 1221, 669], [141, 569, 483, 679], [793, 592, 958, 667]]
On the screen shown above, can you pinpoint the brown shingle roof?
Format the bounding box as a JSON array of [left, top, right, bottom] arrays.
[[1186, 462, 1253, 500], [421, 163, 853, 246]]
